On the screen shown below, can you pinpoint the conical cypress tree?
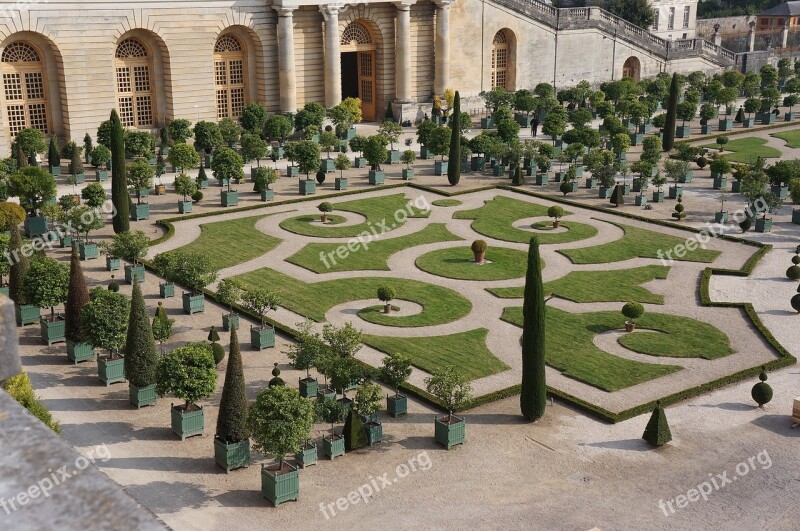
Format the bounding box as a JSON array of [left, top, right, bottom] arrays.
[[15, 142, 27, 169], [65, 245, 89, 343], [663, 73, 679, 151], [343, 409, 367, 451], [47, 137, 59, 170], [8, 225, 29, 305], [110, 109, 129, 233], [610, 184, 624, 206], [83, 133, 93, 164], [642, 400, 672, 446], [216, 325, 249, 444], [124, 278, 157, 389], [520, 237, 547, 421], [447, 91, 461, 186]]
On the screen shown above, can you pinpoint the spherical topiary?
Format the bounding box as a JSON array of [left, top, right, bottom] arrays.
[[751, 366, 773, 407], [547, 205, 566, 219], [696, 156, 708, 169], [622, 301, 645, 322], [318, 202, 334, 213], [211, 342, 226, 366], [268, 362, 285, 387], [560, 180, 572, 196], [792, 284, 800, 313], [787, 265, 800, 280], [739, 216, 752, 232], [671, 196, 686, 220], [377, 286, 396, 303], [316, 170, 326, 184], [792, 254, 800, 265], [108, 275, 119, 292], [471, 240, 488, 254], [191, 190, 203, 202]]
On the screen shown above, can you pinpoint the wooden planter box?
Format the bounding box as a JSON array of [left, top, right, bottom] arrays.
[[24, 216, 47, 238], [701, 124, 714, 135], [250, 325, 275, 350], [470, 155, 486, 171], [214, 437, 250, 472], [535, 174, 549, 186], [40, 316, 65, 345], [79, 242, 99, 260], [299, 179, 316, 195], [771, 185, 789, 199], [652, 191, 665, 202], [130, 203, 150, 221], [320, 158, 335, 173], [178, 200, 192, 213], [668, 185, 683, 199], [222, 313, 239, 331], [59, 234, 73, 248], [354, 156, 367, 168], [368, 170, 385, 185], [334, 177, 348, 190], [285, 165, 299, 177], [713, 177, 728, 190], [364, 421, 383, 447], [387, 394, 408, 417], [385, 150, 400, 164], [732, 180, 741, 193], [182, 292, 205, 314], [299, 377, 318, 398], [106, 256, 120, 271], [95, 170, 109, 182], [715, 211, 728, 223], [129, 383, 157, 408], [493, 164, 506, 176], [159, 282, 175, 298], [322, 434, 345, 459], [317, 388, 336, 401], [718, 119, 733, 131], [675, 125, 691, 138], [15, 304, 40, 326], [755, 218, 773, 233], [261, 189, 275, 201], [792, 209, 800, 225], [221, 190, 239, 207], [98, 356, 126, 386], [261, 463, 299, 507], [743, 118, 755, 128], [598, 186, 613, 199], [171, 404, 204, 440], [629, 133, 644, 145], [66, 341, 94, 365], [634, 195, 648, 206], [434, 161, 448, 175], [402, 168, 414, 180], [435, 415, 465, 449], [297, 443, 317, 468], [197, 179, 209, 189], [585, 177, 597, 189], [125, 264, 145, 284]]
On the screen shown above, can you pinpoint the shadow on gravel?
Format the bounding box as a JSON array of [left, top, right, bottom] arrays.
[[751, 414, 800, 437], [688, 402, 753, 411], [581, 438, 651, 452], [103, 456, 215, 474], [126, 480, 209, 514]]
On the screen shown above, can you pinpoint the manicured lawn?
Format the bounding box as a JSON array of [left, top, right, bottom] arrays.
[[502, 306, 682, 391], [487, 265, 670, 304], [558, 221, 720, 264], [432, 199, 463, 207], [415, 245, 536, 281], [701, 137, 781, 164], [618, 313, 733, 360], [454, 195, 597, 244], [173, 214, 283, 270], [771, 128, 800, 148], [363, 329, 509, 381], [279, 193, 430, 238], [286, 223, 461, 273], [231, 267, 471, 327]]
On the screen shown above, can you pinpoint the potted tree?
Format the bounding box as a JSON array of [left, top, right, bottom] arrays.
[[127, 159, 153, 220], [47, 136, 61, 176], [355, 381, 384, 446], [174, 173, 198, 214], [81, 182, 106, 210], [377, 286, 395, 314], [630, 162, 650, 206], [154, 152, 167, 195], [248, 386, 314, 506], [81, 287, 130, 385], [334, 152, 350, 190], [65, 245, 94, 364], [217, 278, 244, 331], [24, 256, 69, 345], [264, 114, 293, 159], [427, 126, 451, 176], [242, 132, 268, 179], [125, 279, 159, 408], [153, 252, 175, 299], [651, 171, 667, 203], [784, 94, 800, 121], [156, 343, 218, 440], [169, 250, 219, 315], [99, 242, 120, 272], [716, 190, 729, 223], [401, 149, 416, 180], [378, 120, 403, 164], [622, 302, 644, 332], [296, 140, 321, 195], [664, 159, 688, 199], [318, 130, 338, 173], [472, 239, 487, 263], [253, 166, 277, 201], [110, 230, 149, 284], [317, 202, 333, 223], [69, 205, 104, 260], [316, 396, 346, 459], [212, 147, 244, 207], [711, 157, 731, 190], [215, 326, 251, 472], [364, 135, 388, 184], [547, 205, 565, 229], [168, 142, 200, 179], [314, 349, 336, 401], [349, 135, 367, 168], [242, 288, 280, 350], [286, 320, 322, 398], [15, 127, 46, 167], [151, 302, 174, 355], [742, 98, 760, 128], [193, 120, 223, 166], [90, 145, 111, 182], [7, 225, 40, 326], [699, 103, 717, 135], [379, 352, 412, 417], [416, 120, 437, 160], [425, 367, 472, 449], [284, 142, 300, 177], [8, 166, 57, 238]]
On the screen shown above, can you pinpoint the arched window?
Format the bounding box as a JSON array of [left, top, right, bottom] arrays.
[[2, 41, 49, 136], [214, 34, 246, 120], [115, 38, 153, 128], [491, 30, 509, 89], [341, 22, 372, 46]]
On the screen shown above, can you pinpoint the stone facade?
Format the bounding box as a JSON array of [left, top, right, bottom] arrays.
[[649, 0, 698, 40]]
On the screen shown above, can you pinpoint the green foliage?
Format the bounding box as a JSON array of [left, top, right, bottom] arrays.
[[0, 202, 25, 231], [162, 250, 218, 293], [168, 119, 194, 143], [263, 114, 293, 144], [168, 143, 200, 173], [210, 147, 244, 185], [211, 342, 225, 365], [750, 366, 773, 407], [343, 409, 367, 451], [109, 230, 149, 264], [127, 159, 153, 203], [193, 121, 223, 154], [216, 326, 248, 443], [363, 135, 389, 170], [377, 286, 395, 302], [520, 237, 546, 421], [425, 366, 472, 419], [378, 352, 412, 396], [240, 132, 268, 164], [124, 279, 158, 388], [294, 140, 321, 177], [547, 205, 565, 220], [8, 226, 28, 304], [47, 137, 60, 168], [319, 131, 339, 157], [285, 320, 324, 379], [239, 103, 268, 133], [663, 74, 679, 151], [471, 239, 488, 254], [335, 152, 351, 175], [219, 117, 240, 147], [253, 166, 277, 192], [8, 166, 56, 215], [247, 385, 315, 465], [124, 130, 153, 159], [354, 381, 383, 417], [23, 256, 69, 319], [90, 145, 111, 168], [151, 302, 174, 345], [426, 126, 451, 161], [242, 287, 281, 326], [68, 205, 104, 241], [15, 128, 46, 158], [156, 343, 217, 409], [81, 287, 130, 354], [110, 110, 129, 233], [174, 173, 198, 201], [2, 373, 60, 433], [642, 401, 672, 446], [447, 90, 462, 185], [317, 201, 334, 213], [96, 120, 113, 148], [622, 301, 645, 321]]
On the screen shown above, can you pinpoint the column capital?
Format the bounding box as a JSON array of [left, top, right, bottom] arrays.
[[394, 0, 416, 9], [320, 3, 347, 17], [273, 6, 295, 17], [433, 0, 455, 8]]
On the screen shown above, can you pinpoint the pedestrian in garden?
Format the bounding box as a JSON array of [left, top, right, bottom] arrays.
[[531, 113, 540, 137]]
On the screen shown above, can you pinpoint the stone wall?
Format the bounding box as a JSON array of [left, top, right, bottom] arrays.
[[696, 15, 754, 53]]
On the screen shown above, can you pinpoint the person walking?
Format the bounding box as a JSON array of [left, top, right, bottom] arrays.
[[531, 113, 540, 137]]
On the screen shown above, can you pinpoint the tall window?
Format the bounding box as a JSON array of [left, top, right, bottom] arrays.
[[2, 42, 48, 136], [213, 34, 246, 120], [115, 38, 153, 128], [652, 10, 659, 31], [491, 30, 509, 89], [683, 6, 690, 29], [668, 7, 675, 30]]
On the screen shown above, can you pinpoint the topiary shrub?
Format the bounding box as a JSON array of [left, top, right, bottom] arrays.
[[671, 196, 686, 220], [642, 400, 672, 447], [316, 169, 326, 184], [108, 275, 120, 292], [622, 302, 644, 328], [471, 240, 488, 254], [787, 265, 800, 280], [318, 202, 334, 213], [791, 284, 800, 313], [191, 190, 203, 202], [211, 342, 226, 366], [343, 409, 367, 452], [696, 156, 708, 169], [547, 205, 565, 221], [268, 362, 285, 387], [377, 286, 395, 303], [751, 366, 773, 408], [739, 216, 752, 232]]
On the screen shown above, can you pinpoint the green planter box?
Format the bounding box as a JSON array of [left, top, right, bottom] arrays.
[[792, 209, 800, 225], [713, 177, 728, 190], [339, 127, 357, 140], [261, 189, 275, 201], [0, 286, 8, 297], [317, 388, 336, 401], [470, 155, 486, 171], [334, 177, 348, 190], [435, 415, 465, 449], [755, 218, 773, 233], [24, 216, 47, 238], [299, 179, 316, 195], [159, 282, 175, 299], [106, 256, 120, 271], [771, 185, 789, 199], [652, 191, 665, 202], [204, 154, 212, 167], [322, 434, 345, 459], [130, 203, 150, 220], [515, 113, 533, 127], [50, 165, 61, 176], [66, 341, 94, 365], [629, 133, 644, 145], [250, 325, 275, 351], [272, 146, 285, 160], [732, 180, 741, 193], [565, 181, 579, 192], [675, 125, 691, 138], [182, 292, 205, 314], [178, 200, 192, 213], [718, 119, 733, 131], [678, 169, 693, 183], [368, 170, 385, 185], [535, 174, 549, 185], [223, 313, 239, 331], [387, 394, 407, 417], [701, 124, 714, 135], [585, 177, 597, 189], [320, 158, 335, 172], [125, 264, 145, 284], [668, 185, 683, 199], [98, 356, 125, 386], [197, 179, 209, 189], [481, 117, 494, 129], [40, 316, 65, 345], [297, 444, 317, 468], [171, 405, 204, 440], [364, 421, 383, 447], [786, 112, 795, 122], [261, 463, 299, 507], [743, 118, 754, 128], [598, 186, 613, 198], [354, 156, 367, 168], [79, 242, 99, 260], [419, 146, 430, 160], [129, 383, 157, 408], [221, 190, 239, 207], [95, 170, 109, 182], [635, 195, 648, 206], [386, 150, 400, 164], [59, 235, 73, 248], [554, 171, 565, 183], [433, 161, 448, 175], [299, 377, 318, 398], [637, 123, 652, 134], [214, 437, 250, 472], [285, 165, 299, 177], [715, 211, 728, 223], [402, 168, 414, 180], [15, 304, 40, 326], [493, 164, 506, 177], [760, 112, 777, 125]]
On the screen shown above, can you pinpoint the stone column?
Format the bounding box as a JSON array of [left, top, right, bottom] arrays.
[[712, 23, 722, 47], [747, 21, 756, 52], [781, 22, 790, 48], [275, 7, 297, 113], [322, 4, 343, 108], [434, 0, 452, 95], [394, 1, 414, 102]]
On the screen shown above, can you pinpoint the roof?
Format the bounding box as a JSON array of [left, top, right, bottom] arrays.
[[759, 2, 800, 17]]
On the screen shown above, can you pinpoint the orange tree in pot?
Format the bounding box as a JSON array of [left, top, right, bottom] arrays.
[[547, 205, 565, 228], [622, 302, 644, 333], [471, 239, 488, 263], [377, 285, 395, 313], [425, 366, 472, 449], [318, 201, 333, 223]]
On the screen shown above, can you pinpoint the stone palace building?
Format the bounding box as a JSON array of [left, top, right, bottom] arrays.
[[0, 0, 736, 151]]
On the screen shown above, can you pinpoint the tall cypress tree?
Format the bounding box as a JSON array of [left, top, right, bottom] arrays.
[[662, 73, 679, 152], [8, 224, 29, 305], [216, 326, 249, 444], [47, 137, 59, 170], [124, 278, 157, 390], [110, 109, 129, 233], [520, 236, 547, 421], [447, 91, 461, 186], [65, 245, 89, 343]]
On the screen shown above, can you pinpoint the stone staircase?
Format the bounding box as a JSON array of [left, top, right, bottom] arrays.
[[491, 0, 737, 67]]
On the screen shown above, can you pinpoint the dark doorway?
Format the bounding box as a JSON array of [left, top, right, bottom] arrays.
[[341, 52, 358, 100]]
